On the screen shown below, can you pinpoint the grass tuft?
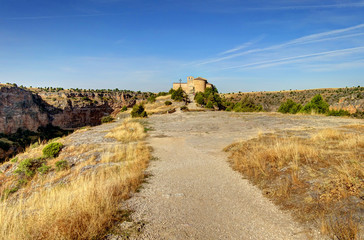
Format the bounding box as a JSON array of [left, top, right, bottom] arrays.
[[105, 118, 147, 143]]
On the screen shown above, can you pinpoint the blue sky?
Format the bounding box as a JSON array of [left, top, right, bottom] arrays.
[[1, 0, 364, 92]]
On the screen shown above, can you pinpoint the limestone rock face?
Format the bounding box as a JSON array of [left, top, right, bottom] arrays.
[[330, 96, 364, 114], [0, 87, 50, 134], [0, 86, 140, 134]]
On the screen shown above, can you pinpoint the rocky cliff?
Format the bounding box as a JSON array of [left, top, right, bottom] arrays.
[[0, 86, 50, 134], [0, 85, 148, 134]]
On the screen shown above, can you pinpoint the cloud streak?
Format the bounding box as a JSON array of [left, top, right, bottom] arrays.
[[196, 23, 364, 65], [223, 46, 364, 70], [219, 36, 264, 55]]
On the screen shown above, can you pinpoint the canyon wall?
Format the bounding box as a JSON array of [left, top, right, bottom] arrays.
[[0, 85, 146, 134]]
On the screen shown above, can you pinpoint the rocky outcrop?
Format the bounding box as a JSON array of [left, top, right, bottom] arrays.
[[330, 96, 364, 114], [0, 86, 50, 134], [0, 86, 145, 134]]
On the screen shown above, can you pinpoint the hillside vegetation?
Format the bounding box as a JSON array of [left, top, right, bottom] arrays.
[[0, 118, 150, 239], [223, 86, 364, 113]]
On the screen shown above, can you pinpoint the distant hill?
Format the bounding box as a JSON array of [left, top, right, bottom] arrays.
[[223, 87, 364, 113]]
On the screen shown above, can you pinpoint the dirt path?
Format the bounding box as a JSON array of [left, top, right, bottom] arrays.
[[126, 112, 363, 239]]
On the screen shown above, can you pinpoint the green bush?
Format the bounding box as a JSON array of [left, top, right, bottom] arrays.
[[147, 95, 156, 103], [300, 94, 329, 114], [233, 97, 263, 112], [121, 106, 128, 112], [55, 160, 68, 171], [42, 142, 63, 158], [194, 87, 224, 110], [37, 163, 51, 175], [101, 115, 114, 123], [15, 158, 44, 178], [170, 87, 186, 102], [157, 91, 168, 97], [131, 104, 148, 118], [164, 101, 172, 106], [327, 109, 351, 117], [195, 93, 205, 105], [206, 101, 214, 109], [278, 99, 302, 114]]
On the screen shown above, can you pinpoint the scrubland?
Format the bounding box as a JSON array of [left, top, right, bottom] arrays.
[[225, 125, 363, 239], [0, 119, 150, 240], [144, 94, 184, 114]]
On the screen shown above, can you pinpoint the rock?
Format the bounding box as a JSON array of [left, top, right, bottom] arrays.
[[0, 163, 12, 173], [0, 86, 145, 134]]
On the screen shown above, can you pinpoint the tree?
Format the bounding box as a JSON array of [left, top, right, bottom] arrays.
[[170, 87, 186, 102], [300, 94, 329, 114], [278, 99, 302, 114], [131, 104, 148, 118]]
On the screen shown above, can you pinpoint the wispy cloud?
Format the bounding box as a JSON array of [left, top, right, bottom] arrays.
[[219, 36, 264, 55], [224, 46, 364, 70], [196, 23, 364, 66]]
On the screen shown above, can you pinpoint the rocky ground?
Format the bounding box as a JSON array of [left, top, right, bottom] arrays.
[[115, 112, 363, 239]]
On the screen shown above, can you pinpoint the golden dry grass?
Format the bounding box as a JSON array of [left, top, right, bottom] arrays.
[[225, 128, 363, 240], [143, 95, 183, 114], [0, 120, 150, 240], [106, 118, 147, 143]]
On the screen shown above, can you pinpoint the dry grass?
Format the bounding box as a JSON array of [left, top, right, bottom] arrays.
[[143, 95, 184, 115], [225, 128, 363, 239], [106, 118, 147, 143], [0, 120, 150, 240]]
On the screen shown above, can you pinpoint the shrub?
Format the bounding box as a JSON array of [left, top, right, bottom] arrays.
[[15, 158, 44, 178], [278, 99, 302, 114], [233, 97, 263, 112], [121, 106, 127, 112], [194, 87, 224, 110], [300, 94, 329, 114], [147, 95, 156, 103], [101, 115, 114, 123], [195, 93, 205, 105], [327, 109, 351, 117], [42, 142, 63, 158], [164, 101, 172, 106], [206, 101, 214, 109], [170, 87, 185, 102], [37, 163, 51, 175], [180, 106, 189, 111], [157, 91, 168, 97], [131, 104, 148, 118], [55, 160, 68, 171]]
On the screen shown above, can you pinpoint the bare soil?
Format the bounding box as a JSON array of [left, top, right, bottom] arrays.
[[124, 112, 363, 239]]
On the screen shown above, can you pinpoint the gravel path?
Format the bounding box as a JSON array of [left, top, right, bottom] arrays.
[[126, 112, 363, 240]]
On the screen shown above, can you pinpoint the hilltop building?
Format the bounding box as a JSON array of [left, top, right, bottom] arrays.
[[172, 76, 213, 94]]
